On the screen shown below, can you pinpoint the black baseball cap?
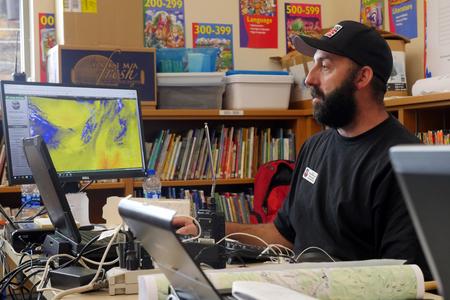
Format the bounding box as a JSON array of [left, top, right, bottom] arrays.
[[293, 20, 393, 84]]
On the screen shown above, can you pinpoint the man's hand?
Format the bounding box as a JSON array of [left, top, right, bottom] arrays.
[[172, 216, 199, 235]]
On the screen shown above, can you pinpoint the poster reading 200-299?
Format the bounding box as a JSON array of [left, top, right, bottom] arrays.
[[143, 0, 186, 48]]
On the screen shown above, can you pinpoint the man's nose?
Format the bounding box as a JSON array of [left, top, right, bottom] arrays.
[[305, 68, 317, 87]]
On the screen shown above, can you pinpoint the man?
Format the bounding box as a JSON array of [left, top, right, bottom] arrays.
[[175, 20, 430, 279]]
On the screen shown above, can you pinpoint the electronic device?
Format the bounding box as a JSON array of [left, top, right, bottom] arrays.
[[0, 81, 146, 185], [390, 145, 450, 299], [1, 204, 54, 252], [22, 135, 115, 259], [118, 199, 234, 300]]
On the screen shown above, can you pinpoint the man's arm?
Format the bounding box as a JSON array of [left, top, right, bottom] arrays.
[[173, 216, 293, 249]]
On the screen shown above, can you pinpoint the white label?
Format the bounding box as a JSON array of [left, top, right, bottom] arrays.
[[219, 110, 244, 116], [302, 167, 318, 184], [98, 229, 116, 241]]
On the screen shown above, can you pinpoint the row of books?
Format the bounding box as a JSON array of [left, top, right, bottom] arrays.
[[145, 126, 296, 181], [174, 188, 254, 224], [417, 130, 450, 144]]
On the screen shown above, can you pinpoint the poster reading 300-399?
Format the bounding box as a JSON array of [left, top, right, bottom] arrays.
[[143, 0, 185, 48]]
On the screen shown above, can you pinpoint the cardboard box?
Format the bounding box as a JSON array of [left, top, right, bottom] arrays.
[[47, 45, 156, 106], [55, 0, 143, 48], [272, 29, 410, 104]]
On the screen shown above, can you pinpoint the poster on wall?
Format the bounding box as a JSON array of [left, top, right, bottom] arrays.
[[360, 0, 384, 29], [192, 23, 234, 71], [63, 0, 97, 13], [38, 13, 56, 82], [388, 0, 418, 39], [285, 3, 322, 53], [239, 0, 278, 48], [425, 0, 450, 78], [143, 0, 185, 48]]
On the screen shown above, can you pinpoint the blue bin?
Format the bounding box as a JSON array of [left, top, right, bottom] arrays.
[[156, 48, 219, 73]]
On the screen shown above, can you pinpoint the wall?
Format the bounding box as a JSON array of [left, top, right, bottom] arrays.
[[28, 0, 424, 92]]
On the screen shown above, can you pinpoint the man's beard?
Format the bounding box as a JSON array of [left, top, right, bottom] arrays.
[[311, 73, 358, 129]]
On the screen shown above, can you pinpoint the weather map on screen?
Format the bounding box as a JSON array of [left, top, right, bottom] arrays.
[[0, 82, 146, 185]]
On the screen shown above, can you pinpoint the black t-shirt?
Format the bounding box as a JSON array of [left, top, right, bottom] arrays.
[[274, 115, 431, 279]]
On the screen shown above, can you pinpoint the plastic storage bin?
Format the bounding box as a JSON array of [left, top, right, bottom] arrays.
[[157, 72, 225, 109], [156, 48, 219, 72], [224, 71, 294, 109]]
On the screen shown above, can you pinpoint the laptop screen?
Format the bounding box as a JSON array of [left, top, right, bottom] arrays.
[[22, 135, 81, 244], [118, 199, 223, 300], [390, 145, 450, 298]]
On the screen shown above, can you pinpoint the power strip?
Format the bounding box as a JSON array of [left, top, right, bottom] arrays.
[[106, 267, 162, 295]]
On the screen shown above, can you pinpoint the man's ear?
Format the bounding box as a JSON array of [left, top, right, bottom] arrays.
[[354, 66, 373, 90]]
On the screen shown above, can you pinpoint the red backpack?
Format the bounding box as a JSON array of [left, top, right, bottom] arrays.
[[250, 160, 295, 224]]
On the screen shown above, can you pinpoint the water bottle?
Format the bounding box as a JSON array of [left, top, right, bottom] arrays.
[[142, 169, 161, 199], [20, 184, 41, 218]]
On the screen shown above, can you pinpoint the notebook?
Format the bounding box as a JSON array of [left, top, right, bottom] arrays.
[[22, 135, 107, 255], [390, 145, 450, 299]]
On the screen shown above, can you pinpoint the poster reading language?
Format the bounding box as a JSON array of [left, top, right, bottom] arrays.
[[388, 0, 417, 39], [143, 0, 185, 48], [239, 0, 278, 48], [285, 3, 322, 53], [38, 13, 56, 82], [192, 23, 234, 71], [360, 0, 385, 29]]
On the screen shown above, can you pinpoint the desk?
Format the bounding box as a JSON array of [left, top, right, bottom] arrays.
[[0, 236, 443, 299]]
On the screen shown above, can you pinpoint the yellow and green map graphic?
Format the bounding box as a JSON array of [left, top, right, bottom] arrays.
[[28, 97, 143, 172]]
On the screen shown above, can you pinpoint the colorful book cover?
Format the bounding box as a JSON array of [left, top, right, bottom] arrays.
[[192, 22, 234, 71], [388, 0, 417, 39], [360, 0, 385, 29], [285, 3, 322, 53], [239, 0, 278, 48], [144, 0, 185, 48]]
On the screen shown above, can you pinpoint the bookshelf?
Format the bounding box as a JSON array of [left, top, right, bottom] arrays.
[[3, 93, 450, 222]]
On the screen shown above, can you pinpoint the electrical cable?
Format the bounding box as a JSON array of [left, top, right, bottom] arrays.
[[78, 180, 94, 193], [180, 215, 202, 243], [294, 246, 336, 263], [36, 224, 122, 298], [14, 198, 38, 218]]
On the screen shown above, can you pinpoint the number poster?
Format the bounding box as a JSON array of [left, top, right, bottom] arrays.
[[143, 0, 185, 48], [192, 23, 234, 71], [38, 13, 56, 82], [239, 0, 278, 48], [285, 3, 322, 53]]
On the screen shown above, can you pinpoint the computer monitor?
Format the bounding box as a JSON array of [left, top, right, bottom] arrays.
[[0, 81, 146, 185]]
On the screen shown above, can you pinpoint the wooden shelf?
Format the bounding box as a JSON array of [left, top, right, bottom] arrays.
[[141, 108, 311, 120], [134, 178, 254, 188]]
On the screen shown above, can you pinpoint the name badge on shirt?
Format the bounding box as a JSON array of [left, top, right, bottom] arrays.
[[303, 167, 318, 184]]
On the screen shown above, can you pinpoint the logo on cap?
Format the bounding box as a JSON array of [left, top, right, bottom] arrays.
[[324, 24, 343, 38]]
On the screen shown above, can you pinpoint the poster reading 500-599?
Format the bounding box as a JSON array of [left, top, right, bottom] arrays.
[[143, 0, 185, 48]]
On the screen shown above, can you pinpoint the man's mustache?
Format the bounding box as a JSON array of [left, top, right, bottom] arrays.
[[310, 86, 324, 99]]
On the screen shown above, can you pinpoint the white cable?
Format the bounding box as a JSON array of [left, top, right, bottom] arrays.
[[180, 215, 202, 242], [80, 256, 119, 266], [52, 223, 122, 299], [216, 232, 270, 246], [36, 224, 122, 298], [294, 246, 336, 263]]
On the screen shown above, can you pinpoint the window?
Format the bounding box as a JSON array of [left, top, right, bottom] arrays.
[[0, 0, 21, 80]]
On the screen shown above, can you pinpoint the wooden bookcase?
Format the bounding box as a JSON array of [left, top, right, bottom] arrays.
[[3, 93, 450, 222]]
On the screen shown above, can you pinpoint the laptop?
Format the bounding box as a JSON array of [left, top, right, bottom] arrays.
[[22, 135, 108, 256], [118, 198, 234, 300], [390, 145, 450, 299]]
